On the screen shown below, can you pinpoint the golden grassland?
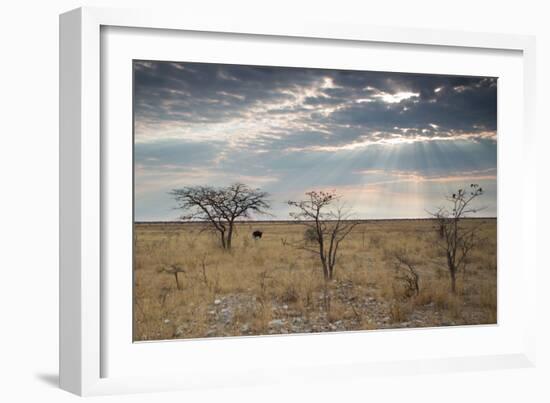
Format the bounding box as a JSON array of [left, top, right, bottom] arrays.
[[133, 219, 497, 341]]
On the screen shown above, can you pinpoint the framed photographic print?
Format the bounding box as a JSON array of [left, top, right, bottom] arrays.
[[60, 7, 537, 396], [133, 60, 498, 341]]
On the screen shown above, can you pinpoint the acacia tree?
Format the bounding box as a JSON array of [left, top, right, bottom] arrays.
[[431, 184, 484, 293], [171, 183, 270, 249], [287, 191, 359, 280]]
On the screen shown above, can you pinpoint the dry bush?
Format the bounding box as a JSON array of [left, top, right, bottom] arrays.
[[389, 248, 420, 298], [303, 227, 319, 243], [389, 300, 412, 323], [413, 277, 457, 309], [280, 283, 300, 304], [251, 303, 273, 334]]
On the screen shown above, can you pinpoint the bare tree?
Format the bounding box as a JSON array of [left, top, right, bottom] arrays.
[[430, 184, 484, 293], [287, 191, 359, 280], [171, 183, 270, 249], [391, 249, 420, 298]]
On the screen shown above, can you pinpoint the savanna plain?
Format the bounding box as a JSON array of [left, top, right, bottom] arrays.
[[134, 219, 497, 341]]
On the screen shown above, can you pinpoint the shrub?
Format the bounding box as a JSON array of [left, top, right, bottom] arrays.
[[303, 227, 319, 243], [280, 284, 299, 304], [389, 301, 411, 323]]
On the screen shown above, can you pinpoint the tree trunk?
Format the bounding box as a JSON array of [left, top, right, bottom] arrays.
[[328, 264, 334, 280], [219, 231, 226, 249], [321, 259, 329, 280], [226, 223, 234, 249], [450, 269, 457, 294], [446, 251, 457, 293]]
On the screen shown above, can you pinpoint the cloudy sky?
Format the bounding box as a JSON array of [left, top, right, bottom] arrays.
[[134, 61, 497, 221]]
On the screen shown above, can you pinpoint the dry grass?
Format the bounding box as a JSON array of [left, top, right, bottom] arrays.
[[134, 219, 497, 341]]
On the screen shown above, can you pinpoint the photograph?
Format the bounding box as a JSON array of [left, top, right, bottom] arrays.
[[132, 60, 497, 341]]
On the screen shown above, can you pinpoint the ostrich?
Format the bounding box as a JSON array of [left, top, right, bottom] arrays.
[[252, 230, 263, 240]]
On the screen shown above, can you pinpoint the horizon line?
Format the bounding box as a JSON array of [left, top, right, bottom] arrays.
[[135, 216, 497, 224]]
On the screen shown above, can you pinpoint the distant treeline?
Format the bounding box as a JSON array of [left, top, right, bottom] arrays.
[[135, 217, 497, 226]]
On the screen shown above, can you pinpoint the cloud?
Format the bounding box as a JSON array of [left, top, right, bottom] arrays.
[[134, 138, 224, 167], [133, 61, 497, 220], [134, 61, 497, 150]]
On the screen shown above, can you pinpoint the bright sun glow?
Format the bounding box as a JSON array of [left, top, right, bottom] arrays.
[[375, 91, 420, 104]]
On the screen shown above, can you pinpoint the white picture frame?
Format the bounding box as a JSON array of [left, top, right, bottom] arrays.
[[59, 6, 537, 396]]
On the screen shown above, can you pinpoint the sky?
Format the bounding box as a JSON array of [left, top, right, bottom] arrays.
[[134, 61, 497, 221]]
